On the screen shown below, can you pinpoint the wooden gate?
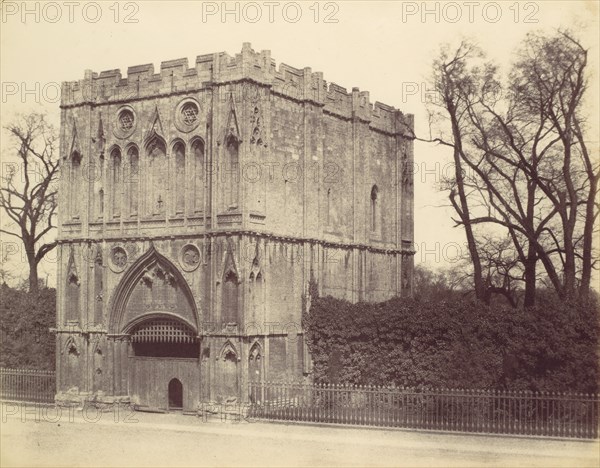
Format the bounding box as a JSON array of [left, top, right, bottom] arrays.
[[127, 317, 200, 412], [129, 357, 199, 411]]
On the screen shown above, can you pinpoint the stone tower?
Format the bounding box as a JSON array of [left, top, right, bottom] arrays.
[[55, 43, 414, 410]]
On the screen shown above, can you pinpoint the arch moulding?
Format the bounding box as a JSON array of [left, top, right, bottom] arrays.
[[107, 244, 199, 335]]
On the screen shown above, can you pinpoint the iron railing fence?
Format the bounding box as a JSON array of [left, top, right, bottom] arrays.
[[0, 367, 55, 403], [248, 381, 599, 439], [1, 368, 597, 439]]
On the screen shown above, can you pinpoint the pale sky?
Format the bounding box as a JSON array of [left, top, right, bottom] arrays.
[[1, 0, 598, 287]]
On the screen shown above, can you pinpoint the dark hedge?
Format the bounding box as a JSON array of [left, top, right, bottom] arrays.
[[303, 293, 599, 393], [0, 284, 56, 370]]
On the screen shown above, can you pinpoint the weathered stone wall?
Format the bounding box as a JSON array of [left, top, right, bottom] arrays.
[[55, 43, 414, 405]]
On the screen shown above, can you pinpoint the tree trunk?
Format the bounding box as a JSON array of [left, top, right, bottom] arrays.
[[561, 134, 579, 301], [449, 118, 485, 302], [523, 176, 537, 308], [24, 238, 39, 292], [28, 263, 39, 292], [579, 175, 598, 300], [562, 226, 577, 300], [523, 243, 537, 308]]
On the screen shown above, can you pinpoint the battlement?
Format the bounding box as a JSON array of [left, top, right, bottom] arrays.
[[61, 43, 413, 134]]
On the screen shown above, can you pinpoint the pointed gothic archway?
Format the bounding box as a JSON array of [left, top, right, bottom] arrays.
[[216, 340, 240, 402], [107, 245, 201, 411], [108, 244, 199, 334]]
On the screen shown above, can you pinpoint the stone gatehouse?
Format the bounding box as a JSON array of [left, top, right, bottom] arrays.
[[55, 43, 414, 411]]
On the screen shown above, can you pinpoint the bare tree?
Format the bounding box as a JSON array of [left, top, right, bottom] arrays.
[[411, 30, 597, 306], [509, 30, 598, 300], [478, 236, 522, 308], [431, 41, 487, 302], [0, 114, 59, 292]]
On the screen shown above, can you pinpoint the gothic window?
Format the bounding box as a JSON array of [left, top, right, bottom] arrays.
[[70, 151, 82, 220], [94, 252, 103, 324], [110, 148, 122, 218], [223, 348, 237, 361], [118, 109, 134, 131], [249, 271, 262, 282], [128, 146, 139, 217], [146, 137, 167, 216], [370, 185, 379, 233], [98, 188, 104, 218], [181, 102, 199, 125], [173, 142, 185, 215], [94, 152, 105, 220], [248, 255, 263, 323], [222, 270, 239, 324], [65, 270, 80, 323], [225, 136, 239, 210], [191, 138, 205, 213], [98, 153, 104, 181]]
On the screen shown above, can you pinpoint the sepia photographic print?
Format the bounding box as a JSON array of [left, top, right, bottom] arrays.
[[0, 1, 599, 466]]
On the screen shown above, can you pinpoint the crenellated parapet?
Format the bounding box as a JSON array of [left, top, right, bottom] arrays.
[[61, 43, 413, 135]]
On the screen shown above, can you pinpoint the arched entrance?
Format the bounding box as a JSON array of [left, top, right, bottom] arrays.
[[168, 378, 183, 409], [128, 317, 199, 411], [107, 247, 201, 412]]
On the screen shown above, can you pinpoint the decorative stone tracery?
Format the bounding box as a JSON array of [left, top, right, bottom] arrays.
[[179, 244, 201, 272], [113, 106, 136, 139], [110, 246, 128, 273], [107, 245, 199, 336], [174, 98, 201, 133]]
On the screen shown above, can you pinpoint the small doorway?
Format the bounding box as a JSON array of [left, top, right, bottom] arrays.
[[168, 378, 183, 410]]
